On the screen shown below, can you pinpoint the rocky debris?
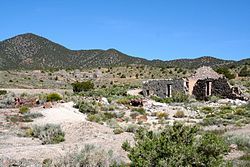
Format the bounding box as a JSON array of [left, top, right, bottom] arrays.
[[136, 115, 148, 122], [127, 89, 143, 96], [14, 97, 39, 107], [116, 118, 124, 122], [43, 102, 52, 109], [224, 150, 245, 161], [229, 144, 238, 151], [130, 99, 143, 106], [101, 97, 109, 105], [93, 69, 102, 78], [189, 66, 222, 80], [218, 99, 248, 106], [59, 100, 65, 103]]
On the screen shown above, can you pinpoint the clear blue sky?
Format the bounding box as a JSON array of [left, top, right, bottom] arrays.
[[1, 0, 250, 60]]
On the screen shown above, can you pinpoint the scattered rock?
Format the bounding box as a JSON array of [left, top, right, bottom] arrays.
[[130, 99, 143, 106], [136, 115, 148, 122], [229, 144, 238, 151], [116, 118, 124, 122], [101, 97, 109, 105], [43, 102, 52, 109], [59, 100, 65, 103]]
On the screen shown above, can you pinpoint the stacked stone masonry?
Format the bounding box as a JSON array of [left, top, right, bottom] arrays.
[[143, 66, 248, 101]]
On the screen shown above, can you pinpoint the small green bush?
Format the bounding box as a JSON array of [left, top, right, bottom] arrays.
[[131, 107, 146, 115], [125, 124, 139, 133], [6, 112, 43, 123], [156, 112, 169, 119], [239, 66, 250, 77], [201, 116, 223, 126], [0, 90, 7, 95], [72, 81, 94, 93], [87, 112, 118, 124], [115, 111, 125, 118], [151, 96, 172, 103], [106, 118, 120, 129], [55, 144, 124, 166], [151, 92, 189, 104], [113, 128, 124, 134], [234, 108, 246, 115], [46, 93, 62, 102], [87, 114, 102, 123], [130, 112, 140, 119], [117, 97, 131, 105], [19, 106, 29, 114], [103, 112, 116, 119], [172, 92, 189, 103], [0, 92, 15, 108], [122, 140, 131, 151], [116, 95, 141, 105], [25, 128, 34, 137], [208, 95, 221, 102], [201, 106, 213, 114], [215, 67, 236, 79], [30, 124, 65, 144], [75, 100, 99, 114], [101, 105, 116, 111], [174, 110, 185, 118]]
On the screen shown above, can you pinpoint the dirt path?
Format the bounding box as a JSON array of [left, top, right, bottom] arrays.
[[0, 102, 133, 165], [32, 102, 86, 125]]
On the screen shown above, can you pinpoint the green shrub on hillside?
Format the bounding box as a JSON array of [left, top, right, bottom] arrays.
[[19, 106, 29, 114], [113, 128, 124, 134], [46, 93, 62, 102], [74, 100, 99, 114], [72, 81, 94, 93], [0, 90, 7, 95], [239, 66, 250, 77], [224, 134, 250, 151], [131, 107, 146, 115], [201, 106, 213, 114], [156, 112, 169, 119], [124, 122, 229, 167], [174, 110, 185, 118], [80, 85, 128, 98], [201, 103, 250, 126], [55, 144, 124, 166], [172, 92, 189, 103], [215, 67, 236, 79], [87, 114, 102, 123], [151, 92, 189, 104], [27, 124, 65, 144]]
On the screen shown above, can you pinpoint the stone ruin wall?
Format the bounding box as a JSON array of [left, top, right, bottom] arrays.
[[192, 77, 246, 101], [142, 79, 186, 98]]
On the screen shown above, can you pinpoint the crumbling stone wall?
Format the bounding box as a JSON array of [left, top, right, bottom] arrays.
[[142, 79, 186, 98], [192, 78, 246, 100]]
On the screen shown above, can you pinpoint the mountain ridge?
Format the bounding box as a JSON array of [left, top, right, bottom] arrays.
[[0, 33, 248, 70]]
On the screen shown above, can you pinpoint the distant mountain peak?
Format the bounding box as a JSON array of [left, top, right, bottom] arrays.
[[197, 56, 221, 60], [8, 33, 43, 40]]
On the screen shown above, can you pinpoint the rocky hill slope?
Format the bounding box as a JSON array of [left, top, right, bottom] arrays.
[[0, 33, 247, 70]]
